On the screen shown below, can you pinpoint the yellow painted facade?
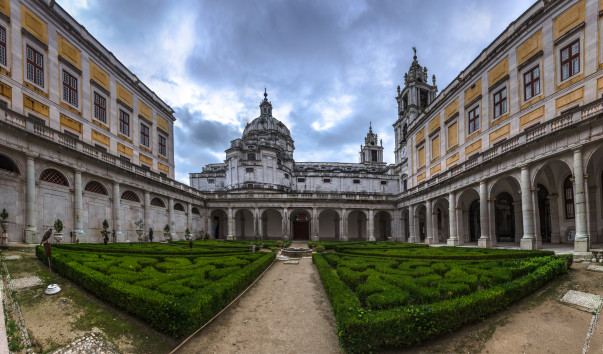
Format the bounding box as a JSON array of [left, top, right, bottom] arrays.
[[57, 34, 81, 69], [431, 135, 440, 159], [60, 114, 82, 134], [430, 163, 441, 175], [21, 4, 47, 44], [488, 57, 509, 88], [23, 95, 49, 118], [415, 127, 425, 144], [447, 121, 458, 148], [0, 81, 11, 100], [446, 152, 459, 167], [445, 98, 459, 120], [553, 0, 584, 41], [117, 142, 133, 158], [417, 146, 425, 168], [116, 82, 133, 107], [598, 76, 603, 92], [138, 99, 152, 120], [139, 154, 153, 166], [158, 162, 169, 174], [417, 171, 426, 182], [429, 115, 440, 134], [90, 61, 110, 91], [0, 0, 9, 16], [519, 106, 545, 128], [465, 139, 482, 156], [464, 79, 482, 105], [157, 115, 169, 133], [556, 87, 584, 111], [91, 130, 110, 146], [489, 124, 510, 144], [517, 30, 543, 66]]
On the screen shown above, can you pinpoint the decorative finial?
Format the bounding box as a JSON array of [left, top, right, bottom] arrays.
[[412, 46, 417, 60], [369, 121, 372, 132], [432, 74, 436, 86], [264, 88, 267, 99]]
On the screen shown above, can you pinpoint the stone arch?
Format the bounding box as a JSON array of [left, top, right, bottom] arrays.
[[173, 202, 185, 212], [318, 209, 340, 240], [0, 153, 21, 175], [456, 187, 480, 244], [234, 208, 255, 239], [39, 168, 70, 187], [290, 208, 311, 241], [121, 190, 141, 203], [209, 209, 227, 239], [585, 144, 603, 244], [261, 208, 283, 239], [373, 210, 392, 241], [84, 180, 108, 196], [150, 197, 165, 208], [489, 175, 522, 243], [415, 204, 427, 242], [531, 157, 573, 187], [347, 210, 366, 241], [432, 197, 450, 243]]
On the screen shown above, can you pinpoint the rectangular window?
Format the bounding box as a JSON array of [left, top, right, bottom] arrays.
[[140, 123, 150, 147], [93, 92, 106, 123], [467, 106, 480, 134], [119, 110, 130, 136], [26, 45, 44, 88], [431, 136, 440, 159], [323, 178, 331, 183], [297, 178, 305, 182], [380, 181, 387, 185], [447, 122, 458, 148], [560, 40, 580, 81], [353, 179, 360, 184], [246, 168, 254, 173], [62, 70, 78, 107], [0, 26, 6, 66], [208, 179, 215, 184], [493, 88, 507, 119], [417, 146, 425, 168], [158, 134, 167, 156], [523, 66, 540, 101]]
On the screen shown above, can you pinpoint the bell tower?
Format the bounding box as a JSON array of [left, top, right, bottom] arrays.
[[360, 123, 385, 165], [259, 88, 272, 117]]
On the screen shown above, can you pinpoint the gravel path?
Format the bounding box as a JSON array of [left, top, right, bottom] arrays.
[[175, 252, 341, 354]]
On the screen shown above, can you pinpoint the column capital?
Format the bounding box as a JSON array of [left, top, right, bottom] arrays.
[[25, 152, 38, 159], [519, 163, 529, 171], [572, 145, 583, 154]]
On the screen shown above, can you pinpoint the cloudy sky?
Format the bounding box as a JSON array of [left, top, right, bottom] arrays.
[[59, 0, 534, 184]]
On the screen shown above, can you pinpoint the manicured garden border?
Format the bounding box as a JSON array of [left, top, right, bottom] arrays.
[[313, 253, 572, 352], [36, 247, 275, 337]]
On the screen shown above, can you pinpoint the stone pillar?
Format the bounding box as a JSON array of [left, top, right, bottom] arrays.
[[144, 191, 151, 241], [187, 203, 192, 235], [573, 148, 589, 253], [282, 208, 289, 241], [425, 200, 435, 244], [168, 197, 175, 240], [340, 208, 348, 241], [488, 199, 497, 246], [113, 182, 123, 242], [520, 165, 536, 250], [478, 180, 491, 248], [447, 191, 459, 246], [532, 188, 541, 248], [408, 206, 416, 243], [207, 211, 214, 239], [227, 207, 234, 240], [457, 206, 464, 244], [368, 209, 375, 241], [548, 195, 560, 243], [400, 215, 407, 242], [256, 208, 263, 239], [24, 155, 37, 243], [311, 208, 319, 241], [584, 175, 591, 247], [73, 170, 85, 242]]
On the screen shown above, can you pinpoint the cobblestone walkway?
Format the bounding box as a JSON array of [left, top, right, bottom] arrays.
[[49, 332, 119, 354]]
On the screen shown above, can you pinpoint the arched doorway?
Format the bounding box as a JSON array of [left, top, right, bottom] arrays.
[[495, 192, 515, 242], [235, 209, 255, 239], [292, 211, 310, 240], [469, 200, 480, 242], [347, 210, 366, 241], [416, 205, 426, 242], [374, 211, 392, 241], [210, 209, 227, 239], [537, 184, 552, 243], [261, 209, 282, 239], [319, 209, 339, 240]]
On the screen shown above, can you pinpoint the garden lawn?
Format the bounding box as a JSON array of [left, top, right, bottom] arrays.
[[313, 247, 572, 353], [36, 243, 275, 337]]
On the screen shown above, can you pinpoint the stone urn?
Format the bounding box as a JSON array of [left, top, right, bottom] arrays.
[[54, 232, 63, 243], [0, 220, 8, 233], [164, 232, 172, 242], [136, 229, 143, 242]]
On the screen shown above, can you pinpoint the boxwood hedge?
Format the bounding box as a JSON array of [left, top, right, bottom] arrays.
[[313, 251, 571, 352], [36, 246, 275, 337]]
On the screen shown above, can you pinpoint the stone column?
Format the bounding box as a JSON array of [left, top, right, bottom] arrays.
[[73, 170, 85, 242], [312, 208, 319, 241], [207, 211, 214, 239], [425, 200, 435, 244], [187, 203, 192, 235], [340, 208, 348, 241], [256, 208, 263, 239], [520, 165, 536, 250], [400, 214, 407, 242], [548, 195, 560, 243], [408, 206, 416, 243], [144, 191, 151, 241], [488, 199, 497, 246], [447, 191, 459, 245], [227, 207, 234, 240], [24, 154, 37, 243], [168, 197, 175, 240], [457, 206, 464, 244], [282, 208, 289, 241], [478, 180, 491, 248], [532, 188, 541, 248], [113, 182, 123, 242], [584, 175, 591, 247], [368, 209, 375, 241], [573, 148, 589, 253]]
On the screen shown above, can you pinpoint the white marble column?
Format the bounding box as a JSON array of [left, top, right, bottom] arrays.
[[227, 207, 234, 240], [548, 195, 560, 243], [113, 182, 123, 242], [584, 175, 591, 248], [447, 191, 459, 246], [573, 148, 589, 253], [368, 209, 375, 241], [187, 203, 192, 234], [24, 155, 37, 243], [144, 191, 151, 241], [340, 208, 348, 241], [168, 197, 175, 240], [532, 188, 541, 248], [282, 208, 289, 241], [488, 199, 497, 246], [400, 215, 407, 242], [73, 170, 85, 242], [478, 181, 491, 248], [520, 165, 536, 250], [312, 207, 319, 241], [425, 200, 434, 244], [257, 208, 263, 239], [408, 206, 416, 243]]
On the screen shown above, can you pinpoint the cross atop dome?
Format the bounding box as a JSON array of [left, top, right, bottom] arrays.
[[260, 89, 272, 117]]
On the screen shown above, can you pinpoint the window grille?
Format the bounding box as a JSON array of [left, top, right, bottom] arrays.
[[174, 203, 185, 211], [121, 190, 141, 202], [192, 207, 200, 215], [151, 197, 165, 207], [40, 169, 68, 186], [84, 181, 107, 195]]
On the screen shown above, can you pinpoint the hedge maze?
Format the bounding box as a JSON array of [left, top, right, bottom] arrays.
[[36, 241, 275, 337], [313, 244, 572, 352]]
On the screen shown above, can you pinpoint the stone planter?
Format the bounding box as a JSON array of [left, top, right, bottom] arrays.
[[136, 229, 143, 242], [54, 232, 63, 243], [164, 232, 172, 242], [0, 220, 8, 232]]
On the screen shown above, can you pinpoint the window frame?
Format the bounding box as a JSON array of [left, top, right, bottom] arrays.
[[523, 65, 541, 102], [0, 23, 8, 69], [467, 105, 480, 135], [118, 109, 130, 137], [158, 133, 167, 157], [92, 90, 107, 124], [492, 87, 507, 119], [61, 68, 79, 108], [24, 42, 45, 90], [556, 32, 583, 85], [140, 122, 150, 148], [560, 39, 580, 81], [563, 175, 575, 219], [446, 119, 458, 150]]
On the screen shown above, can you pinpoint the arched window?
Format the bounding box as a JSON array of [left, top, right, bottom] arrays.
[[247, 153, 256, 161], [564, 176, 574, 219], [0, 155, 19, 174], [151, 197, 165, 208], [192, 207, 200, 215], [174, 203, 185, 211], [121, 190, 141, 202], [84, 181, 108, 195], [40, 169, 69, 186]]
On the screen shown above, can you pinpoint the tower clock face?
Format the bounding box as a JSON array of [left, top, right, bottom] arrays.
[[371, 141, 375, 146]]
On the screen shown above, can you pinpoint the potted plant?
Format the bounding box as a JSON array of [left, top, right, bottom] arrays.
[[135, 219, 144, 242], [163, 224, 171, 241], [0, 208, 8, 233], [184, 228, 192, 241], [53, 219, 63, 243], [101, 219, 110, 245]]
